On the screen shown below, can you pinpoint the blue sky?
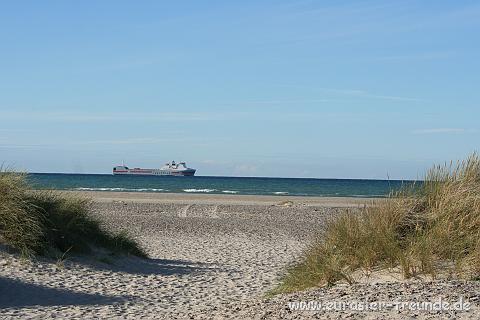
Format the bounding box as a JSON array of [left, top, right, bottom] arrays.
[[0, 1, 479, 179]]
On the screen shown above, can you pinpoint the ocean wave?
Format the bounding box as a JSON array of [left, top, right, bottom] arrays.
[[273, 191, 289, 195], [74, 187, 164, 192], [222, 190, 238, 194], [183, 188, 216, 193], [351, 194, 386, 198]]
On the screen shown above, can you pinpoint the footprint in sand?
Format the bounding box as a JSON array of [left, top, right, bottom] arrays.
[[178, 204, 191, 218], [208, 205, 220, 218]]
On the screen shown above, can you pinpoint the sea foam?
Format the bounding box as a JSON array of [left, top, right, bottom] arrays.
[[183, 188, 216, 193], [74, 187, 164, 192]]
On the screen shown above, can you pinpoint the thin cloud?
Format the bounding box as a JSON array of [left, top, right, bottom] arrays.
[[0, 136, 230, 149], [269, 85, 426, 102], [78, 138, 188, 145], [411, 128, 471, 135], [0, 144, 46, 149], [78, 137, 228, 145], [0, 111, 226, 122], [0, 129, 29, 132], [244, 98, 344, 104], [375, 51, 454, 62], [362, 93, 424, 102], [317, 87, 426, 102]]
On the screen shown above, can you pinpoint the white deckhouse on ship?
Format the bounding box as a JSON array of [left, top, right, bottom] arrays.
[[113, 161, 196, 176]]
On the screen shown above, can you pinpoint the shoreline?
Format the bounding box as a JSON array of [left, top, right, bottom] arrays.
[[53, 190, 380, 207]]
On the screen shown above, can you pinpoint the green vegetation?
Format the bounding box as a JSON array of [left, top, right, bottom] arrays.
[[278, 153, 480, 292], [0, 170, 147, 258]]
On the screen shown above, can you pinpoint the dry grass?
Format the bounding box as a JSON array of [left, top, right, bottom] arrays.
[[0, 170, 147, 258], [278, 153, 480, 292]]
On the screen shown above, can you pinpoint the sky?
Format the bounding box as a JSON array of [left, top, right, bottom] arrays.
[[0, 1, 479, 179]]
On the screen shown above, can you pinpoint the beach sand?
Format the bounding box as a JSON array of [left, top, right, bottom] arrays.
[[1, 192, 479, 319]]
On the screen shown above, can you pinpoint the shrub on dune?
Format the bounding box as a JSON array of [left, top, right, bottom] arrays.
[[0, 170, 147, 258], [279, 153, 480, 292]]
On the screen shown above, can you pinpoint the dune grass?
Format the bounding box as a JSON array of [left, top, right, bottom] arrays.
[[278, 153, 480, 292], [0, 170, 147, 258]]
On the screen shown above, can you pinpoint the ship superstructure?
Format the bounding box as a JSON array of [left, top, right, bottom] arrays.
[[113, 161, 196, 176]]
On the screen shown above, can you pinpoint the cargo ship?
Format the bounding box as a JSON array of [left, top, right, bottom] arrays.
[[113, 161, 196, 176]]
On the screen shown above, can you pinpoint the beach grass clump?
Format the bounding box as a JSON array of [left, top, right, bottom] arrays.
[[279, 153, 480, 292], [0, 170, 147, 258], [0, 171, 43, 256]]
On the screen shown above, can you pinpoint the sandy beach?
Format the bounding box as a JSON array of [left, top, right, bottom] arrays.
[[1, 192, 479, 319]]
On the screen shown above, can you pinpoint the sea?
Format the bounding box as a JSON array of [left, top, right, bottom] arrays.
[[27, 173, 414, 198]]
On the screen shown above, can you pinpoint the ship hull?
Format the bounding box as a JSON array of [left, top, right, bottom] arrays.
[[113, 169, 196, 176], [113, 162, 196, 176]]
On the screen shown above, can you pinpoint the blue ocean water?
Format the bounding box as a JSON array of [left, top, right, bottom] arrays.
[[27, 173, 414, 198]]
